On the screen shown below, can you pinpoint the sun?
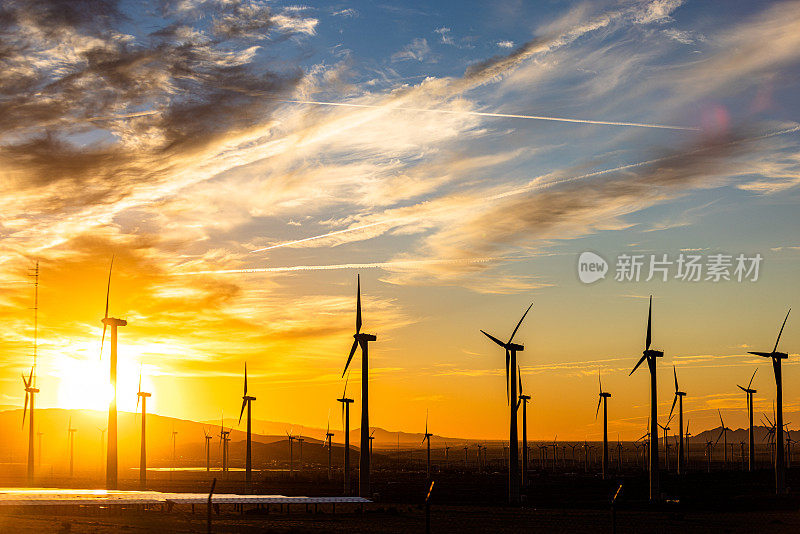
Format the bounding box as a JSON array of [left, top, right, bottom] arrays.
[[50, 341, 154, 413]]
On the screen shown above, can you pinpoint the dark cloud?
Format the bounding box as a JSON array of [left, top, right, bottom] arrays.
[[0, 0, 312, 212], [427, 128, 769, 259]]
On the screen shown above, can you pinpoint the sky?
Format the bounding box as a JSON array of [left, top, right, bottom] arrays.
[[1, 0, 800, 442]]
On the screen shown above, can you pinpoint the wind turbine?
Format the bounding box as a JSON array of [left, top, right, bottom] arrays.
[[657, 415, 673, 471], [668, 366, 686, 474], [480, 302, 533, 505], [737, 369, 758, 472], [218, 412, 229, 473], [596, 371, 611, 479], [24, 261, 40, 484], [748, 309, 791, 494], [341, 275, 377, 498], [518, 366, 531, 486], [286, 429, 296, 477], [238, 362, 256, 489], [325, 414, 334, 481], [629, 296, 663, 502], [172, 428, 178, 476], [337, 374, 354, 495], [99, 255, 126, 490], [136, 370, 151, 489], [297, 428, 305, 467], [203, 428, 212, 472], [715, 410, 730, 467], [422, 411, 433, 479], [368, 429, 375, 464], [22, 366, 38, 484], [68, 417, 77, 477]]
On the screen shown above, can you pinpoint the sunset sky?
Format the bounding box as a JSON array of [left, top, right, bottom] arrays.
[[1, 0, 799, 442]]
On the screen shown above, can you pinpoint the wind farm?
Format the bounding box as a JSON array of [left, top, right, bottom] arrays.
[[2, 0, 800, 532]]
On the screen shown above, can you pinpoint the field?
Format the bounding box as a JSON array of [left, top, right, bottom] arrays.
[[2, 464, 800, 533]]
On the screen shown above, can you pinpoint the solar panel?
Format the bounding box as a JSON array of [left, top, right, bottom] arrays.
[[0, 488, 370, 507]]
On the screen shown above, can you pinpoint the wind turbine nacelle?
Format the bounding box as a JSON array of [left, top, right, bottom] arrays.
[[507, 343, 524, 352], [138, 392, 151, 398], [644, 349, 663, 358], [355, 333, 377, 342], [102, 317, 128, 327]]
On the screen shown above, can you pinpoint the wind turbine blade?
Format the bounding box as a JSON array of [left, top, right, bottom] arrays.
[[343, 370, 350, 398], [748, 351, 772, 357], [507, 302, 533, 344], [425, 409, 429, 435], [645, 295, 652, 350], [100, 323, 107, 360], [718, 409, 724, 428], [715, 428, 724, 447], [136, 394, 140, 415], [773, 308, 791, 353], [737, 385, 747, 392], [104, 255, 113, 320], [22, 392, 29, 429], [481, 330, 506, 348], [668, 394, 677, 422], [518, 364, 523, 395], [356, 274, 362, 334], [630, 354, 647, 376], [238, 399, 247, 425], [27, 367, 34, 389], [748, 368, 757, 390], [342, 339, 358, 377], [595, 396, 601, 420], [673, 365, 678, 392], [244, 362, 248, 395], [598, 370, 602, 394]]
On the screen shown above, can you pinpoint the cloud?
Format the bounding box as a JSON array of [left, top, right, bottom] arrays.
[[434, 27, 454, 45], [331, 8, 357, 18], [632, 0, 684, 25], [497, 40, 515, 49], [391, 37, 431, 62]]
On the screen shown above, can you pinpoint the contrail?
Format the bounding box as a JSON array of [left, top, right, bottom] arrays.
[[243, 124, 800, 257], [175, 256, 521, 275], [250, 221, 388, 253], [281, 99, 700, 131]]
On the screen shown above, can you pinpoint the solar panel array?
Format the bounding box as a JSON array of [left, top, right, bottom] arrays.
[[0, 488, 370, 507]]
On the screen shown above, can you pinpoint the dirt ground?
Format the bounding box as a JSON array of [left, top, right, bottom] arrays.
[[2, 505, 800, 533]]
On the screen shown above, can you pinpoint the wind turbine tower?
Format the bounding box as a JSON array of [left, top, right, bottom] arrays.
[[748, 309, 791, 494], [630, 296, 663, 502], [517, 366, 531, 487], [337, 376, 354, 495], [99, 256, 127, 490], [136, 371, 151, 489], [325, 416, 334, 481], [668, 366, 686, 474], [596, 371, 612, 479], [422, 411, 433, 479], [480, 302, 534, 505], [238, 362, 256, 489], [341, 275, 377, 498], [68, 417, 77, 477], [737, 369, 758, 471], [203, 429, 212, 472], [22, 367, 38, 484]]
